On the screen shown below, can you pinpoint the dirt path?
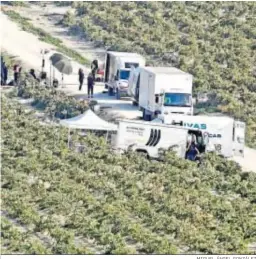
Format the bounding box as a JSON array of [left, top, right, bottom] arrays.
[[11, 3, 106, 63]]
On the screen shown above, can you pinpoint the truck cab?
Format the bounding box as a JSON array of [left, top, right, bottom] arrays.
[[138, 67, 194, 121], [155, 91, 193, 116]]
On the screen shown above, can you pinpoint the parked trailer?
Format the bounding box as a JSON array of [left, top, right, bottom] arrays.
[[104, 52, 146, 99], [138, 67, 194, 121], [113, 119, 208, 159], [155, 114, 245, 158]]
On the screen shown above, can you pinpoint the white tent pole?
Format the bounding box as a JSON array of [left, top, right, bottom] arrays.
[[105, 131, 109, 141]]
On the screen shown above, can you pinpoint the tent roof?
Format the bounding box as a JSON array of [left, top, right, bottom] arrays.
[[60, 109, 118, 131]]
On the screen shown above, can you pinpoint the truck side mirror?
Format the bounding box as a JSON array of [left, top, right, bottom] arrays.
[[114, 75, 118, 81]]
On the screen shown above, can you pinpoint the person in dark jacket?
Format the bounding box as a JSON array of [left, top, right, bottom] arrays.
[[30, 69, 37, 80], [186, 135, 200, 161], [78, 68, 84, 91], [91, 60, 98, 80], [87, 73, 94, 98], [13, 64, 20, 86], [1, 61, 8, 85]]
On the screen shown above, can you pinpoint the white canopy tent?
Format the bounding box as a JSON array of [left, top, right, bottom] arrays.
[[60, 109, 118, 147]]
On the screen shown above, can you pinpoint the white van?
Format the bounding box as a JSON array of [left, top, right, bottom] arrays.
[[114, 119, 208, 159]]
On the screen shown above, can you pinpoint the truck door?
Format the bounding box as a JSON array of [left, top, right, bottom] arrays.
[[233, 121, 245, 157], [147, 74, 155, 112], [104, 54, 110, 83]]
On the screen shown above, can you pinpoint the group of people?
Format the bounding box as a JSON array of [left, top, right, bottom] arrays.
[[78, 59, 99, 99], [1, 57, 100, 98], [1, 60, 23, 86]]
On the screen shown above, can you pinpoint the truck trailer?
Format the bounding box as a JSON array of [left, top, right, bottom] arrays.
[[155, 114, 245, 158], [127, 66, 141, 105], [113, 119, 208, 159], [138, 67, 194, 121], [104, 52, 146, 99]]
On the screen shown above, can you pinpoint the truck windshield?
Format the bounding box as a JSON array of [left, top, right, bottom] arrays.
[[125, 62, 139, 68], [120, 70, 130, 80], [164, 93, 191, 107]]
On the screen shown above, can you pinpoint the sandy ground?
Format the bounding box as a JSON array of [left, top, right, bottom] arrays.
[[1, 6, 256, 172]]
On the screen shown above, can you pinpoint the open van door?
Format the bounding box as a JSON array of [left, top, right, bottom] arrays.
[[233, 121, 245, 157]]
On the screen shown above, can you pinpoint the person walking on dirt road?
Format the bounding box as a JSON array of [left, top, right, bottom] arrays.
[[91, 60, 98, 80], [87, 73, 94, 99], [78, 68, 84, 91], [13, 64, 20, 86], [1, 61, 8, 85]]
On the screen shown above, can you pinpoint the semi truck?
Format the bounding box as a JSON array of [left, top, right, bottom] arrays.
[[137, 67, 194, 121], [104, 52, 146, 99], [113, 119, 209, 159], [154, 114, 245, 158]]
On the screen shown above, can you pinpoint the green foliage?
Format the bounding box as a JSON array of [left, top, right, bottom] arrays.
[[2, 10, 90, 65], [11, 77, 88, 119], [54, 1, 72, 7], [2, 1, 29, 7], [64, 1, 256, 148], [1, 94, 256, 254]]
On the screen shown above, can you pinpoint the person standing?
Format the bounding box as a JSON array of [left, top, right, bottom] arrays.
[[91, 59, 98, 80], [87, 73, 94, 99], [13, 64, 20, 86], [3, 63, 8, 85], [186, 135, 200, 161], [1, 61, 8, 85], [78, 68, 84, 91]]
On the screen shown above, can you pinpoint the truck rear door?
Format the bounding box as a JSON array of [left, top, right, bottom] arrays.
[[104, 53, 110, 83], [233, 121, 246, 157], [147, 73, 155, 112]]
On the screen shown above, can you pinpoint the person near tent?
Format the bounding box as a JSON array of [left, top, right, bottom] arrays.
[[78, 68, 84, 91], [87, 73, 94, 99], [1, 61, 8, 85], [91, 59, 98, 80], [13, 64, 20, 86], [186, 134, 200, 161]]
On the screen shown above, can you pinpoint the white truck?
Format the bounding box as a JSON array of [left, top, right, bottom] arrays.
[[138, 67, 194, 121], [104, 52, 146, 99], [155, 114, 246, 158], [113, 119, 209, 159]]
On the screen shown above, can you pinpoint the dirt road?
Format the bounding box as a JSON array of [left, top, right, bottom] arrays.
[[1, 7, 256, 172]]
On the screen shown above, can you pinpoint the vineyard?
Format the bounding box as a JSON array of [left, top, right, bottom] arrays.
[[1, 90, 256, 254], [61, 1, 256, 148]]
